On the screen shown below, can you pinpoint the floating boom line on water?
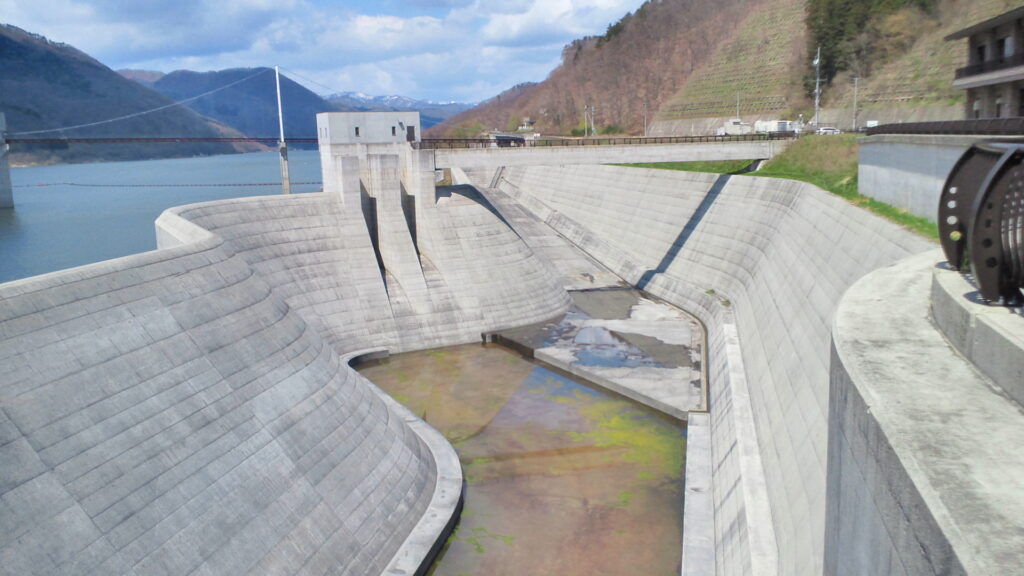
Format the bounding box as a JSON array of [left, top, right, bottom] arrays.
[[11, 68, 274, 136]]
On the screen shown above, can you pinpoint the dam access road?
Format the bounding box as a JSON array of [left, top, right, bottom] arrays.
[[1, 111, 1021, 576]]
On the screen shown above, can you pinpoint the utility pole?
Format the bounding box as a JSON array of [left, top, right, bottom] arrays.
[[736, 92, 740, 119], [813, 46, 822, 128], [643, 102, 648, 137], [583, 105, 597, 137], [275, 66, 291, 195], [852, 76, 859, 132]]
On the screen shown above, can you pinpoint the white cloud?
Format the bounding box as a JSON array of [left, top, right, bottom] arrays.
[[0, 0, 645, 102]]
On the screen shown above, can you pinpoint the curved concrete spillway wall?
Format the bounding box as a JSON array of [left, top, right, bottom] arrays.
[[0, 185, 570, 575], [1, 148, 939, 575], [494, 165, 932, 576], [0, 232, 437, 575]]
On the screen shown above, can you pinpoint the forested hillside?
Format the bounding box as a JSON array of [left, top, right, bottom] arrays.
[[434, 0, 1022, 137], [432, 0, 753, 136]]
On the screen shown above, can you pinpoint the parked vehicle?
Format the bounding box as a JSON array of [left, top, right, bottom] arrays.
[[816, 126, 842, 135]]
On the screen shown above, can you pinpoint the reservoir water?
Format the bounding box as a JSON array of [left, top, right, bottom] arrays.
[[357, 344, 686, 575], [0, 150, 322, 283]]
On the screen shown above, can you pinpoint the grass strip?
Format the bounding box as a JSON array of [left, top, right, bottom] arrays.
[[621, 134, 938, 241], [619, 159, 755, 174]]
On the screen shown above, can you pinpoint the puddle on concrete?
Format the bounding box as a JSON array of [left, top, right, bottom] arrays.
[[499, 288, 705, 416], [357, 344, 685, 575]]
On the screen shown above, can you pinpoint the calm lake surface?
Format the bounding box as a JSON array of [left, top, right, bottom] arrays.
[[357, 344, 686, 575], [0, 150, 322, 283]]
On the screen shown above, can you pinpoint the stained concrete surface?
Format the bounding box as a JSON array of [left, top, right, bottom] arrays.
[[499, 289, 704, 421]]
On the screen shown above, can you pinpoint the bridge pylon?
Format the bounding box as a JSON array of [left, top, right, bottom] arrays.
[[0, 114, 12, 209]]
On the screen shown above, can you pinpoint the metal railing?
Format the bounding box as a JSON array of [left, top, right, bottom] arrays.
[[866, 119, 1024, 137], [413, 132, 797, 150], [955, 52, 1024, 79], [940, 140, 1024, 305]]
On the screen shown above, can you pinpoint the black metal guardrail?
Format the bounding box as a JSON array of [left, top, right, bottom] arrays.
[[414, 132, 797, 150], [866, 119, 1024, 136], [940, 139, 1024, 305], [955, 53, 1024, 79]]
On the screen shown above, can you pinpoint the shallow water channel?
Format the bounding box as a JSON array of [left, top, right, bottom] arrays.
[[357, 343, 685, 575]]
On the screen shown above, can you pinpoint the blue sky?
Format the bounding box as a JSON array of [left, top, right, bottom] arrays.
[[1, 0, 646, 102]]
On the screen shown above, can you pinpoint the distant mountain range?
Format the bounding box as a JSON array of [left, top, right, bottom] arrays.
[[325, 92, 472, 127], [119, 70, 471, 133], [147, 68, 333, 145], [0, 22, 473, 164], [0, 24, 237, 164]]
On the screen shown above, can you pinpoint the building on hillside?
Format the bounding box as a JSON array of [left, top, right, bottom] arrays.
[[946, 6, 1024, 119]]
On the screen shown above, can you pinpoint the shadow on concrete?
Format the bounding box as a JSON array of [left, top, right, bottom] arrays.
[[638, 174, 730, 290], [442, 184, 516, 232]]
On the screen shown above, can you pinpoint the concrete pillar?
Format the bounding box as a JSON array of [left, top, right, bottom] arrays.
[[365, 154, 429, 311], [1, 114, 12, 209], [327, 154, 361, 208]]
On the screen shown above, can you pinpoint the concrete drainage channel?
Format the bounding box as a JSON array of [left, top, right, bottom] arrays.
[[357, 343, 689, 574], [470, 286, 710, 575], [350, 288, 704, 574]]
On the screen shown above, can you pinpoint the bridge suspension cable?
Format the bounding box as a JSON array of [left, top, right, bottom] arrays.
[[10, 68, 274, 136]]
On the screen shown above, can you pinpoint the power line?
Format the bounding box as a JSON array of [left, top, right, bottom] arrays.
[[278, 67, 345, 99], [11, 68, 274, 136]]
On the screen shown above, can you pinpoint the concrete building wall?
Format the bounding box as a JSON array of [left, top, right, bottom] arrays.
[[496, 165, 931, 576], [317, 111, 421, 145], [858, 134, 984, 222]]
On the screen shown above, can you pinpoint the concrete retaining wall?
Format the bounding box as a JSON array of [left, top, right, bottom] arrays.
[[857, 134, 983, 222], [433, 139, 788, 169], [497, 165, 932, 575], [827, 251, 1024, 575]]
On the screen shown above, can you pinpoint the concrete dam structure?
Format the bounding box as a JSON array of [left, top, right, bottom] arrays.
[[2, 111, 1020, 575]]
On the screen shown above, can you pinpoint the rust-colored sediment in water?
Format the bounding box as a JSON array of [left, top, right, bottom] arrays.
[[357, 344, 685, 575]]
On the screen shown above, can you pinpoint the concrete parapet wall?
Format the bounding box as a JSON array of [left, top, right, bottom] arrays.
[[497, 164, 931, 575], [434, 140, 788, 169], [827, 251, 1024, 575], [857, 134, 984, 222], [931, 263, 1024, 408]]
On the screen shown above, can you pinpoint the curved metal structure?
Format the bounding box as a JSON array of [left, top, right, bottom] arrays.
[[939, 140, 1024, 305]]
